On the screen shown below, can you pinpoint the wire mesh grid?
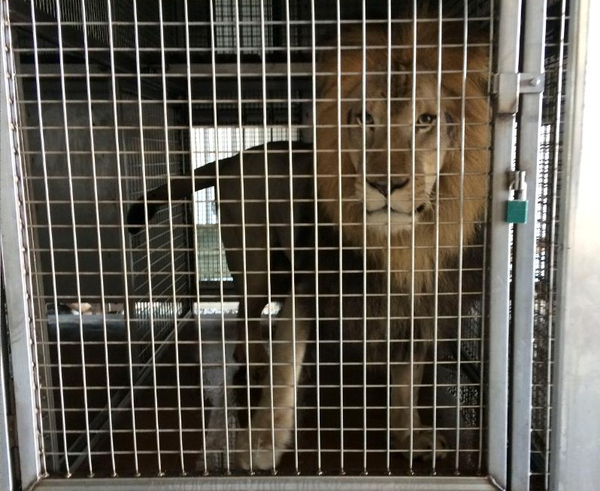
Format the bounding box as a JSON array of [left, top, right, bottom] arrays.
[[191, 123, 300, 283], [3, 0, 510, 484], [529, 1, 568, 489]]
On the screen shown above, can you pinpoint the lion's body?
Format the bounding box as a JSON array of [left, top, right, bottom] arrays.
[[128, 142, 314, 366], [239, 21, 491, 468], [303, 23, 490, 367], [128, 16, 491, 471]]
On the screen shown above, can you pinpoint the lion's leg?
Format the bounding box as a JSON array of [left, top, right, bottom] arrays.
[[233, 295, 269, 379], [391, 359, 447, 460], [229, 243, 270, 383], [237, 294, 311, 470], [391, 360, 424, 442]]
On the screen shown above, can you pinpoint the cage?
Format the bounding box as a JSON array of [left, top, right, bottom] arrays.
[[0, 0, 595, 490]]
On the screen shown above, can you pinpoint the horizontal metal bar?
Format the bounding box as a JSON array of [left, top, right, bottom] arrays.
[[34, 476, 501, 491]]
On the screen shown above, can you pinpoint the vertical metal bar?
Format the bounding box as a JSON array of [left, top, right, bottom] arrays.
[[0, 256, 14, 491], [79, 0, 116, 476], [54, 1, 94, 472], [479, 3, 496, 472], [283, 0, 299, 473], [432, 2, 443, 471], [257, 0, 272, 474], [29, 0, 72, 476], [131, 0, 162, 474], [454, 0, 469, 472], [385, 0, 392, 475], [409, 1, 417, 470], [207, 0, 231, 472], [310, 0, 322, 475], [232, 0, 256, 472], [335, 0, 345, 474], [106, 0, 140, 475], [550, 0, 600, 489], [360, 0, 368, 475], [27, 0, 65, 476], [477, 221, 489, 475], [544, 1, 567, 486], [157, 0, 186, 474], [11, 28, 53, 476], [182, 0, 208, 475], [511, 0, 547, 489], [0, 3, 41, 486], [488, 0, 522, 486]]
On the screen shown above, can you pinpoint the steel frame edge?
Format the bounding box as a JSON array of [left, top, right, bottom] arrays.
[[1, 258, 14, 491], [550, 0, 600, 489], [487, 0, 523, 487], [509, 0, 548, 489], [31, 476, 503, 491], [1, 1, 42, 488]]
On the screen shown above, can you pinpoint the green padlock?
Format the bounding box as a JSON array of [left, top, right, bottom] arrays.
[[506, 171, 528, 224], [506, 199, 528, 224]]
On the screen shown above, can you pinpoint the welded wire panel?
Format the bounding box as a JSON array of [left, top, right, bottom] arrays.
[[6, 0, 498, 483], [529, 1, 568, 489]]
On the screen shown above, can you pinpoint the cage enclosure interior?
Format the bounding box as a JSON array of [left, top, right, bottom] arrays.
[[1, 0, 568, 489]]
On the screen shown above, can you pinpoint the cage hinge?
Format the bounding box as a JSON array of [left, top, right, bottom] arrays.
[[493, 72, 545, 114]]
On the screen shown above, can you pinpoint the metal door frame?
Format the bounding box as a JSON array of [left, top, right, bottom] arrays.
[[2, 0, 595, 489], [1, 0, 44, 487], [550, 0, 600, 489], [1, 259, 15, 491], [0, 0, 517, 487]]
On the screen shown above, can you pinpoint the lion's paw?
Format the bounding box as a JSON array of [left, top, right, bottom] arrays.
[[236, 410, 293, 471], [393, 428, 448, 461]]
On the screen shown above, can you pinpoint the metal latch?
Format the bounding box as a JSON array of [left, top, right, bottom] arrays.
[[494, 72, 545, 114], [506, 171, 528, 224]]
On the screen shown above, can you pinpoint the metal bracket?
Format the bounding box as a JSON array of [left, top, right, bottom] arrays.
[[494, 72, 545, 114], [508, 170, 528, 199]]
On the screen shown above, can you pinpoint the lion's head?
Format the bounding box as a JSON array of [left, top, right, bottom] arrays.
[[315, 20, 490, 272]]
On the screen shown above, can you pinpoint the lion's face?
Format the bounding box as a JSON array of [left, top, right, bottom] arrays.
[[316, 25, 490, 251], [318, 67, 461, 239], [342, 72, 456, 235]]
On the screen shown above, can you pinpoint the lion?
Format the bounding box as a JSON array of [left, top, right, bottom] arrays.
[[128, 16, 490, 472], [236, 20, 490, 470], [127, 142, 315, 371]]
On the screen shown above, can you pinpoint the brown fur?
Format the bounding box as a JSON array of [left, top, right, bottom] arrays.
[[238, 20, 491, 470], [127, 142, 314, 371], [127, 18, 491, 472], [316, 23, 490, 290]]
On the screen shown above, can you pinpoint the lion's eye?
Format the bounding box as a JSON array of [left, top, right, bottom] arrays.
[[417, 113, 437, 126], [356, 111, 375, 126]]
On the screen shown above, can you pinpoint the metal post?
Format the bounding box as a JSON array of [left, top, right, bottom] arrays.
[[487, 0, 522, 486], [0, 258, 14, 491], [1, 1, 41, 487], [550, 0, 600, 489], [511, 0, 548, 490]]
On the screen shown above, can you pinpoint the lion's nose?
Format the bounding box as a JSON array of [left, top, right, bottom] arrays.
[[367, 178, 410, 197]]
